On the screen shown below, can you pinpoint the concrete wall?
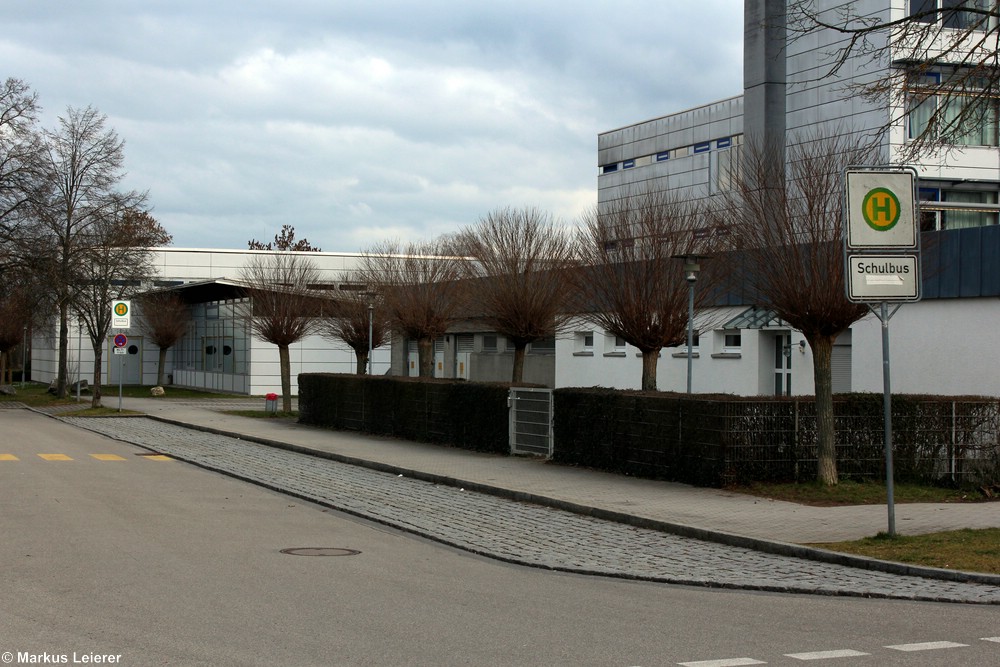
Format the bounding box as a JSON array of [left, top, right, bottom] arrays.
[[851, 297, 1000, 396]]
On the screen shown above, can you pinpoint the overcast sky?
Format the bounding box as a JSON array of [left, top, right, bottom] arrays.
[[2, 1, 744, 252]]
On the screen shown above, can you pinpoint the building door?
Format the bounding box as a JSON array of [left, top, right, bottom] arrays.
[[774, 333, 791, 396], [109, 336, 142, 385]]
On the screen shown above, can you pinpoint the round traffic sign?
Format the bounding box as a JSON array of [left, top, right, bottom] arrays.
[[114, 333, 128, 348], [114, 302, 129, 317], [861, 187, 901, 232]]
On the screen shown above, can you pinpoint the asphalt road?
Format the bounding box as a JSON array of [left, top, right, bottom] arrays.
[[2, 410, 999, 666]]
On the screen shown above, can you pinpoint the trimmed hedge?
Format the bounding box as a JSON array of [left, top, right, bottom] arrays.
[[298, 373, 512, 454], [553, 388, 1000, 488]]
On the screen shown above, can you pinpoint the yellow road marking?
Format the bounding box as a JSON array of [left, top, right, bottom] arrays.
[[0, 454, 19, 461], [142, 455, 173, 461], [90, 454, 126, 461], [38, 454, 73, 461]]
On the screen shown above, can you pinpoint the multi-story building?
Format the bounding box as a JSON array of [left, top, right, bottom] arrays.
[[559, 0, 1000, 397]]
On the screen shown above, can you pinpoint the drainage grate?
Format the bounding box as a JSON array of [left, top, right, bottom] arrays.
[[279, 547, 361, 557]]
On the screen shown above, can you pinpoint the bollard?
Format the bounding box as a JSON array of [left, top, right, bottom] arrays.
[[265, 392, 278, 414]]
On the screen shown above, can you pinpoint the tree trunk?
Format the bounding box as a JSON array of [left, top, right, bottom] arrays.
[[91, 344, 103, 409], [511, 343, 527, 383], [279, 344, 292, 413], [57, 301, 69, 398], [809, 334, 838, 486], [355, 348, 369, 375], [641, 349, 660, 391], [418, 337, 434, 378], [157, 346, 168, 386]]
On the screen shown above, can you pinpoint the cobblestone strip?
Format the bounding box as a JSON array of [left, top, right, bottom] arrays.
[[62, 416, 1000, 605]]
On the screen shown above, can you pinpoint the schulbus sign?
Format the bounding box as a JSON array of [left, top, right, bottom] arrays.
[[846, 254, 921, 302]]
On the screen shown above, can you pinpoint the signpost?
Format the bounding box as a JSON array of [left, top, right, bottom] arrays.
[[111, 302, 131, 412], [844, 167, 921, 537], [112, 300, 131, 329]]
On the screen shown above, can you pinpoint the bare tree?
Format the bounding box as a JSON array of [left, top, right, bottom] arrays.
[[74, 206, 170, 408], [248, 224, 321, 251], [30, 105, 144, 398], [457, 207, 577, 383], [574, 189, 710, 392], [240, 254, 323, 412], [320, 283, 390, 374], [357, 239, 465, 377], [786, 0, 1000, 160], [0, 78, 44, 241], [713, 131, 877, 486], [138, 290, 192, 387]]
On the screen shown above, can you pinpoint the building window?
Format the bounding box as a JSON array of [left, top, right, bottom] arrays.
[[909, 69, 999, 146], [456, 334, 474, 353], [920, 187, 999, 229], [601, 163, 618, 174], [604, 333, 627, 356], [622, 159, 635, 169], [656, 151, 670, 162], [911, 0, 992, 30], [530, 338, 555, 355], [943, 190, 999, 228], [722, 330, 742, 353], [711, 144, 740, 194], [482, 334, 498, 353], [574, 330, 595, 354]]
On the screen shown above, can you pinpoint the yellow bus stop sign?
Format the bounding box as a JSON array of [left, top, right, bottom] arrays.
[[846, 170, 917, 250]]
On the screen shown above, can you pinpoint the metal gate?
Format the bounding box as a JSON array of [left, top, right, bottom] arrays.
[[509, 388, 553, 457]]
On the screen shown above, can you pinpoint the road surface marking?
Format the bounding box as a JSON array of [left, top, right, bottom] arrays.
[[885, 641, 968, 652], [0, 454, 19, 461], [785, 649, 869, 660], [90, 454, 127, 461], [678, 659, 766, 666], [38, 454, 73, 461]]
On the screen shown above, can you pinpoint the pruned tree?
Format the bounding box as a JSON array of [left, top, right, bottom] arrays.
[[29, 105, 144, 398], [786, 0, 1000, 160], [248, 224, 321, 252], [138, 290, 192, 387], [74, 206, 170, 408], [457, 206, 577, 383], [0, 279, 33, 384], [574, 189, 711, 392], [712, 131, 878, 486], [320, 282, 390, 375], [240, 254, 323, 412], [357, 239, 465, 377]]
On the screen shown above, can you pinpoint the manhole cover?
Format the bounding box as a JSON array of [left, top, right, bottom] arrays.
[[279, 547, 361, 557]]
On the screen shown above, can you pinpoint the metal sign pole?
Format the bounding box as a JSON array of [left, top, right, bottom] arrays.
[[871, 301, 902, 536], [118, 335, 124, 413]]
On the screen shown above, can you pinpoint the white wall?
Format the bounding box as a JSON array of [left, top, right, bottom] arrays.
[[852, 297, 1000, 396], [148, 247, 366, 283], [555, 310, 817, 396]]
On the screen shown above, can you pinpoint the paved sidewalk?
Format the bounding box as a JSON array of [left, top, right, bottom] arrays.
[[113, 396, 1000, 547]]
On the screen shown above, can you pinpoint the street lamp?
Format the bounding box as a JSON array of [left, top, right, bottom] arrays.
[[367, 301, 374, 375], [363, 291, 376, 376], [672, 254, 709, 394], [21, 326, 27, 388]]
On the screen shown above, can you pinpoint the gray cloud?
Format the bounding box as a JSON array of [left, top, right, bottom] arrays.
[[1, 1, 744, 251]]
